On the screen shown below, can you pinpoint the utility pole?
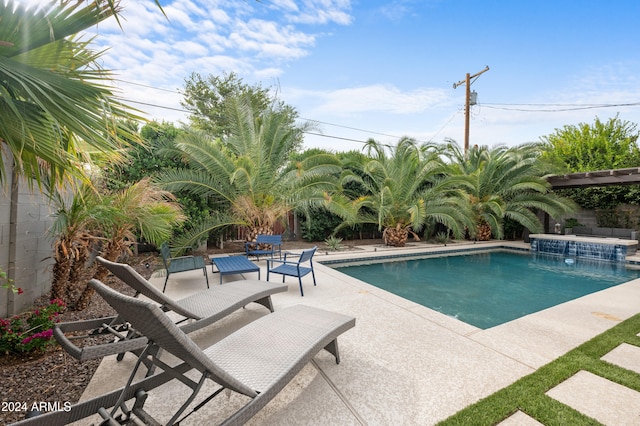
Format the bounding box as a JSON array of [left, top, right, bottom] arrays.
[[453, 66, 489, 153]]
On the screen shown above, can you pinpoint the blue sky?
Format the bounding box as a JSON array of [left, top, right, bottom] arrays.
[[24, 0, 640, 152]]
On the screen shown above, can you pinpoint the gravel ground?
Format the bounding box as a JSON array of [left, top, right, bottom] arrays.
[[1, 238, 380, 425]]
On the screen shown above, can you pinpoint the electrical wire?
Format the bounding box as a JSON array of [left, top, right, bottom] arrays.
[[482, 102, 640, 112], [113, 78, 640, 146]]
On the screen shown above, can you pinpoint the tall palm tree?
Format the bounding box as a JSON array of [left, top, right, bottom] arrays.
[[156, 96, 342, 249], [445, 142, 577, 240], [329, 138, 474, 247], [0, 0, 144, 187]]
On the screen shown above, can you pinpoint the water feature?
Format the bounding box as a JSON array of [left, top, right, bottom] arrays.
[[529, 234, 637, 262]]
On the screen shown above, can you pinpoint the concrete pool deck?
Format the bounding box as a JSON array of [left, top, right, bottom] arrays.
[[75, 240, 640, 425]]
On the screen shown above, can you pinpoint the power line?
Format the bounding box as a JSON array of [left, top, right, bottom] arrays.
[[113, 78, 182, 94], [114, 78, 640, 146], [300, 117, 405, 140], [482, 102, 640, 112], [122, 98, 399, 145], [427, 107, 463, 143], [124, 98, 188, 113]]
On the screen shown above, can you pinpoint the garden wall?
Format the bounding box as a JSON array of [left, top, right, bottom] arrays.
[[0, 156, 55, 317]]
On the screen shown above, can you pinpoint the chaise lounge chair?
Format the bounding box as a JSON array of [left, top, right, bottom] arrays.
[[53, 256, 288, 362], [16, 279, 355, 426]]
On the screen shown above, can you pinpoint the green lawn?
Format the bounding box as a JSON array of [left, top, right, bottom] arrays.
[[438, 313, 640, 425]]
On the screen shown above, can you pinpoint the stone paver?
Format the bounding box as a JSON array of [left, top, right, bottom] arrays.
[[498, 410, 544, 426], [546, 370, 640, 426], [601, 342, 640, 375]]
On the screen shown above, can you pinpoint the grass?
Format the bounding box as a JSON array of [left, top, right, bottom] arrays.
[[438, 313, 640, 425]]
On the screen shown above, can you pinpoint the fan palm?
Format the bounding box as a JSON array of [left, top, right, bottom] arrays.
[[0, 0, 144, 187], [445, 142, 577, 240], [155, 96, 342, 249], [49, 179, 184, 310], [330, 138, 473, 247]]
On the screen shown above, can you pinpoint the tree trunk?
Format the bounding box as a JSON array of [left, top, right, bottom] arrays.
[[476, 219, 492, 241], [50, 241, 72, 302], [383, 225, 408, 247]]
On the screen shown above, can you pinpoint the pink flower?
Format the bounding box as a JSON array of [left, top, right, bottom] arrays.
[[21, 329, 54, 345]]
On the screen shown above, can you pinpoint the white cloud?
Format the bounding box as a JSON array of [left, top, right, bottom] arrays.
[[303, 84, 453, 115], [228, 19, 316, 60], [268, 0, 353, 25]]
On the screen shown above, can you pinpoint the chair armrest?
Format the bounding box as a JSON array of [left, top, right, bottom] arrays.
[[53, 317, 148, 362], [169, 254, 196, 261], [283, 251, 303, 261], [266, 258, 294, 267]]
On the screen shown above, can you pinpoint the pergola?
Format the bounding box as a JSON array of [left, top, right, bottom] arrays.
[[540, 167, 640, 234], [548, 167, 640, 189]]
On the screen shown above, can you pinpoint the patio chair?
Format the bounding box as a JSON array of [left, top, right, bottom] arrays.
[[244, 234, 283, 260], [160, 242, 209, 292], [266, 246, 317, 296], [53, 257, 288, 363], [84, 279, 354, 426]]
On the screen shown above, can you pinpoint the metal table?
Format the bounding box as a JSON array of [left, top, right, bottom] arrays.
[[210, 255, 260, 284]]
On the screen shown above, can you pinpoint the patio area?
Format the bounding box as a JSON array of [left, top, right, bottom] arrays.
[[76, 241, 640, 425]]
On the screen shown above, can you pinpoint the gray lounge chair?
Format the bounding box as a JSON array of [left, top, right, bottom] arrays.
[[53, 257, 288, 362], [31, 279, 355, 426]]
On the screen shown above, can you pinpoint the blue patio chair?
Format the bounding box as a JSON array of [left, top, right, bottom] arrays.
[[159, 242, 208, 292], [244, 234, 283, 260], [266, 246, 317, 296]]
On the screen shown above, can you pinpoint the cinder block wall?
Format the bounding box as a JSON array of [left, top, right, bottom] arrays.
[[0, 159, 54, 318]]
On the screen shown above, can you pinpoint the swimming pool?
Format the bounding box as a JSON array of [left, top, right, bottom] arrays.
[[333, 250, 640, 329]]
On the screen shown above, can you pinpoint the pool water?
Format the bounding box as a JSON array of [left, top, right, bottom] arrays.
[[334, 250, 640, 329]]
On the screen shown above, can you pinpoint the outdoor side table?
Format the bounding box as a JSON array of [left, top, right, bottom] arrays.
[[210, 255, 260, 284]]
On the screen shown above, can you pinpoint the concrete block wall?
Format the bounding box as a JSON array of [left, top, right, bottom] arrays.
[[0, 163, 55, 318]]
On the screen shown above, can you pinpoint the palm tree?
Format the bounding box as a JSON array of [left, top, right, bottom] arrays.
[[0, 0, 145, 187], [48, 184, 99, 310], [444, 142, 577, 240], [49, 179, 184, 310], [155, 96, 342, 249], [329, 138, 474, 247]]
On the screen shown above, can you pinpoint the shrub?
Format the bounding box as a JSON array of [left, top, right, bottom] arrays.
[[434, 232, 450, 245], [324, 236, 344, 251], [564, 218, 582, 228], [0, 299, 66, 355]]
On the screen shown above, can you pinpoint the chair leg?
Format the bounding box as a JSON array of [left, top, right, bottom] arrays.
[[298, 276, 304, 297], [203, 267, 209, 289], [311, 269, 316, 286], [324, 339, 341, 364], [162, 274, 170, 293]]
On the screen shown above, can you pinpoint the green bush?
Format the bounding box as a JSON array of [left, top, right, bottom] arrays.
[[299, 209, 344, 242]]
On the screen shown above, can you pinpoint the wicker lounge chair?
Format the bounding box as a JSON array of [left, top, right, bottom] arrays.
[[53, 257, 287, 362], [27, 279, 355, 426]]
